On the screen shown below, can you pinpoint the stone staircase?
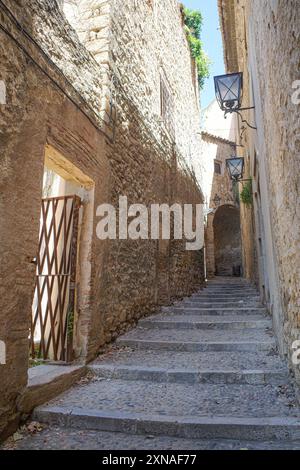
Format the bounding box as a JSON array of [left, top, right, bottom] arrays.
[[27, 278, 300, 449]]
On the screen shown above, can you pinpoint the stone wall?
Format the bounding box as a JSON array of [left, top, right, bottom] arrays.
[[0, 0, 111, 439], [86, 96, 205, 360], [0, 0, 205, 438], [64, 0, 205, 360], [66, 0, 202, 178], [218, 0, 300, 382]]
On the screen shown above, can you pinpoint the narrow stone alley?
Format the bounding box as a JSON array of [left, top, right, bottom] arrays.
[[0, 0, 299, 457], [6, 278, 300, 450]]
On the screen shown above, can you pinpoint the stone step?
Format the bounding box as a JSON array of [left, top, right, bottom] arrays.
[[89, 364, 288, 385], [33, 407, 300, 442], [181, 300, 261, 307], [139, 316, 271, 330], [204, 281, 253, 285], [117, 340, 276, 353], [33, 379, 300, 441], [199, 287, 258, 295], [196, 293, 258, 298], [11, 426, 300, 450], [177, 302, 262, 308], [186, 294, 260, 299], [93, 349, 286, 373], [204, 289, 254, 292], [207, 277, 247, 281], [206, 282, 250, 286], [117, 327, 275, 352], [119, 327, 273, 341], [186, 299, 261, 305], [183, 293, 259, 298], [206, 284, 251, 288], [204, 288, 254, 291], [162, 307, 267, 316], [204, 287, 255, 291], [203, 293, 258, 296], [188, 295, 261, 300]]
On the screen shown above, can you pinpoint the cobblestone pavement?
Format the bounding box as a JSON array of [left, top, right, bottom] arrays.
[[3, 278, 300, 450]]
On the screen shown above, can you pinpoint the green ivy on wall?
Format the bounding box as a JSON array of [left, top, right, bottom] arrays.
[[240, 179, 253, 206], [183, 6, 211, 90]]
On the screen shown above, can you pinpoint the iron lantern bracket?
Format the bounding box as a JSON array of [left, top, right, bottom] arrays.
[[224, 107, 257, 130], [231, 106, 255, 112]]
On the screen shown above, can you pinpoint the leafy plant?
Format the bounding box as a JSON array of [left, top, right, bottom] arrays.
[[240, 179, 253, 206], [183, 6, 211, 90], [29, 358, 44, 368]]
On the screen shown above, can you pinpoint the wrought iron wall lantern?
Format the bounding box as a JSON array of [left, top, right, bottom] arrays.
[[226, 157, 251, 183], [214, 72, 257, 130]]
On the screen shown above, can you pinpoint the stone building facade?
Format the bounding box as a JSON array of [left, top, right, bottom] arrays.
[[200, 100, 242, 278], [0, 0, 204, 438], [218, 0, 300, 382]]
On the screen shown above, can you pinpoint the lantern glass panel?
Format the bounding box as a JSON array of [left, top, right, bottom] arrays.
[[214, 73, 243, 111], [226, 158, 244, 180]]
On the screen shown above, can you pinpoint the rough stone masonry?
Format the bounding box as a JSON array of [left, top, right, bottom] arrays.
[[218, 0, 300, 384], [0, 0, 205, 439]]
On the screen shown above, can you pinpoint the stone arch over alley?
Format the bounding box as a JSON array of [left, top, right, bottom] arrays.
[[205, 202, 242, 278]]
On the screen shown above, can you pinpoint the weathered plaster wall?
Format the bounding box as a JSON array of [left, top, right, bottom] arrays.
[[247, 0, 300, 381], [219, 0, 300, 382]]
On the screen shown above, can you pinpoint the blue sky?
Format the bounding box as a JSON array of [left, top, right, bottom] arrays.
[[183, 0, 225, 109]]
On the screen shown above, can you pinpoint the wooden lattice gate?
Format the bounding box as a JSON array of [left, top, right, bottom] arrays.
[[29, 195, 81, 362]]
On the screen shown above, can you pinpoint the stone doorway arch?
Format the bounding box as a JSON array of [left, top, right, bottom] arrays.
[[212, 204, 242, 277]]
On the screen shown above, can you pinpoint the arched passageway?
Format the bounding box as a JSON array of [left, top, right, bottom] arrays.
[[213, 205, 242, 277]]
